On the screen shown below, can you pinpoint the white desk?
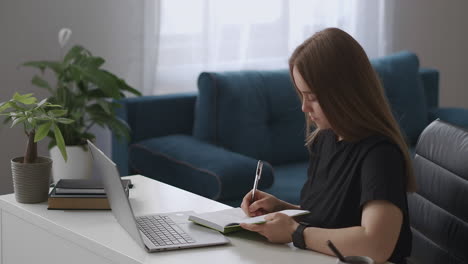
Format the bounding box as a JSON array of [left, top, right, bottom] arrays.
[[0, 175, 337, 264]]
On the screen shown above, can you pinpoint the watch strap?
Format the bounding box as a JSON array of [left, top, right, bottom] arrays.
[[292, 222, 308, 249]]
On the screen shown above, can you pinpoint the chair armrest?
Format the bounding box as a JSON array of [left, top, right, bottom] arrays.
[[128, 135, 274, 201], [429, 107, 468, 129], [112, 93, 197, 175]]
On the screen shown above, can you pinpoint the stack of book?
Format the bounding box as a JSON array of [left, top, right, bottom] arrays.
[[48, 179, 131, 210]]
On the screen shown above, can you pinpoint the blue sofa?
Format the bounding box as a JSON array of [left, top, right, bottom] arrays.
[[112, 51, 468, 207]]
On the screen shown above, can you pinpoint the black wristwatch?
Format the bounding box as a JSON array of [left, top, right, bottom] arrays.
[[292, 222, 309, 249]]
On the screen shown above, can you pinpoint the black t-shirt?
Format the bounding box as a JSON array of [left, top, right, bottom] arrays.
[[300, 129, 412, 264]]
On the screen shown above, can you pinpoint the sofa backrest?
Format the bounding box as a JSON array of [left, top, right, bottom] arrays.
[[194, 70, 308, 165], [193, 51, 435, 164], [371, 51, 428, 144]]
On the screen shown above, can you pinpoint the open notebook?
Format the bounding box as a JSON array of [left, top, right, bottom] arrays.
[[189, 208, 309, 233]]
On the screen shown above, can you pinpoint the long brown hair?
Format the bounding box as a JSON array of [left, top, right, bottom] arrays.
[[289, 27, 416, 192]]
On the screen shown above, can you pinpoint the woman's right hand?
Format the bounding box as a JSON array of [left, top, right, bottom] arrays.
[[240, 190, 285, 217]]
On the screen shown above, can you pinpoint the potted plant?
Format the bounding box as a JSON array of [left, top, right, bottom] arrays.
[[22, 28, 141, 182], [0, 93, 73, 203]]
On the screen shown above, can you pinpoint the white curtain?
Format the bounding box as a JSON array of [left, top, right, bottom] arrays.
[[143, 0, 394, 95]]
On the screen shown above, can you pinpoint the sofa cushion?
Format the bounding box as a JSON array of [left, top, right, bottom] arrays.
[[128, 135, 274, 201], [194, 70, 309, 165], [371, 51, 428, 144]]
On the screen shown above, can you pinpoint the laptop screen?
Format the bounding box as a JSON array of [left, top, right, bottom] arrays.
[[87, 140, 146, 248]]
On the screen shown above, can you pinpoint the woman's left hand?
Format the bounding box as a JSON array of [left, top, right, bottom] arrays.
[[240, 213, 299, 243]]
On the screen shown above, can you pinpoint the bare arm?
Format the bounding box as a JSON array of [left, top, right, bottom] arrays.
[[303, 200, 402, 264], [240, 200, 402, 264]]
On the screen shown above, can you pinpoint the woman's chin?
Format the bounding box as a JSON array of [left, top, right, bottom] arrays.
[[315, 122, 331, 130]]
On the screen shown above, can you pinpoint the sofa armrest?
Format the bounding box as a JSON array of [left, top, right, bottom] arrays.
[[112, 93, 197, 175], [128, 135, 274, 201], [419, 68, 439, 109], [429, 107, 468, 129]]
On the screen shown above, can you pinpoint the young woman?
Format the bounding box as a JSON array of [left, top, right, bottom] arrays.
[[240, 28, 415, 264]]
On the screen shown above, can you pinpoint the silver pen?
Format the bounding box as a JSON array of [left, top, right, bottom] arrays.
[[251, 160, 263, 203]]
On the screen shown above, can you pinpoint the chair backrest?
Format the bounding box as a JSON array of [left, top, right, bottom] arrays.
[[408, 120, 468, 263]]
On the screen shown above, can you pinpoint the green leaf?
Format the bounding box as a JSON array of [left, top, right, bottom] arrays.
[[84, 56, 105, 69], [44, 103, 62, 108], [34, 122, 52, 142], [7, 102, 23, 110], [35, 117, 52, 121], [86, 104, 109, 120], [0, 102, 11, 113], [64, 45, 87, 63], [106, 117, 131, 142], [122, 84, 142, 96], [49, 109, 67, 117], [79, 67, 121, 99], [23, 61, 47, 71], [97, 101, 112, 115], [36, 98, 47, 111], [11, 116, 27, 128], [115, 77, 141, 96], [68, 66, 83, 82], [56, 118, 74, 124], [31, 75, 52, 92], [13, 93, 37, 105], [87, 89, 107, 98], [48, 138, 56, 150], [53, 123, 67, 161], [12, 92, 26, 100], [37, 98, 48, 107], [23, 61, 63, 74]]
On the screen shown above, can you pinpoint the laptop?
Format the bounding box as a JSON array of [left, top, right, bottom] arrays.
[[87, 140, 230, 252]]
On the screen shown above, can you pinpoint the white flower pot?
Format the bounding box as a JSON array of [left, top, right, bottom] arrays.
[[50, 145, 92, 183]]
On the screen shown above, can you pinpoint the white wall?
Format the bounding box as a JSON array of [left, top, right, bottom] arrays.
[[391, 0, 468, 108], [0, 0, 144, 194]]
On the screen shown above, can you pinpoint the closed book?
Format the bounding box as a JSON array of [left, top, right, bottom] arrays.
[[54, 179, 130, 194], [48, 195, 111, 210], [188, 208, 310, 233], [47, 182, 130, 210]]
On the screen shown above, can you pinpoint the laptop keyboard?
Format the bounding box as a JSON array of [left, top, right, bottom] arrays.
[[137, 215, 196, 246]]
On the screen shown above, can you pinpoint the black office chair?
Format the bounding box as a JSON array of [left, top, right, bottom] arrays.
[[408, 119, 468, 263]]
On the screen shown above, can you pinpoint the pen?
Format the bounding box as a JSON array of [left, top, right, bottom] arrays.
[[326, 240, 346, 263], [251, 160, 263, 203]]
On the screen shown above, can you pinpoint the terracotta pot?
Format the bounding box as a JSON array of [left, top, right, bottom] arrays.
[[11, 156, 52, 203]]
